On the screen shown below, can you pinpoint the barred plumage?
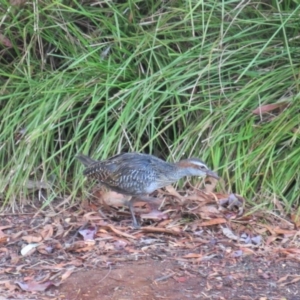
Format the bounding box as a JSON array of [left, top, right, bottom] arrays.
[[76, 152, 219, 227]]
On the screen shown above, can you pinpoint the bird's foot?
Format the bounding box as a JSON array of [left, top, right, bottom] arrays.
[[132, 220, 141, 229]]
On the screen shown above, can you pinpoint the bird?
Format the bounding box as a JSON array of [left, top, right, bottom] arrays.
[[76, 152, 219, 228]]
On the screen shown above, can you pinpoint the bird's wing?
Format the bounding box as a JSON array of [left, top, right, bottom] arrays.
[[106, 154, 177, 194], [82, 152, 175, 195], [103, 158, 157, 194]]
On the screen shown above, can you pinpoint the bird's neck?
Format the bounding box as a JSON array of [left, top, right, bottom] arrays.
[[171, 161, 195, 178]]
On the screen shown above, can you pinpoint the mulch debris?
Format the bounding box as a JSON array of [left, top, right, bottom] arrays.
[[1, 179, 300, 299]]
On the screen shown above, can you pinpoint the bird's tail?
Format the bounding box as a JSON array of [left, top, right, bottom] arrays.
[[76, 154, 98, 167]]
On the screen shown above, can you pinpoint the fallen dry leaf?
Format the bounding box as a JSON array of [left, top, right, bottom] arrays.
[[9, 252, 20, 265], [291, 214, 300, 227], [272, 227, 297, 236], [0, 236, 8, 244], [156, 219, 172, 227], [61, 268, 75, 281], [11, 230, 27, 240], [22, 235, 43, 243], [198, 205, 220, 217], [65, 240, 95, 252], [141, 227, 182, 236], [37, 244, 55, 255], [100, 190, 129, 206], [141, 209, 168, 220], [54, 220, 64, 238], [0, 247, 9, 256], [252, 102, 288, 115], [277, 274, 290, 283], [279, 275, 300, 286], [182, 253, 203, 259], [238, 247, 257, 255], [221, 227, 239, 241], [186, 193, 212, 202], [40, 224, 54, 240], [16, 280, 58, 292], [199, 218, 227, 227], [265, 235, 279, 246], [105, 225, 136, 239], [165, 185, 184, 202], [0, 225, 12, 231], [83, 212, 104, 222], [0, 226, 11, 244], [2, 280, 18, 291], [174, 276, 187, 283], [277, 248, 300, 255]]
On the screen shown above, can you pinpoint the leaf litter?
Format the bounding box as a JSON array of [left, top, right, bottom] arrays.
[[0, 181, 300, 299]]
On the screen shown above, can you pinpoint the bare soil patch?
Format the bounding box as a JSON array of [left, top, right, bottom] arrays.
[[59, 257, 300, 300]]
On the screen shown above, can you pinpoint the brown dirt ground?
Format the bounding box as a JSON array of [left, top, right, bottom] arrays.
[[60, 256, 300, 300]]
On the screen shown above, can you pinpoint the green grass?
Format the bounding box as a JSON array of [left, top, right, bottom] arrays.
[[0, 0, 299, 211]]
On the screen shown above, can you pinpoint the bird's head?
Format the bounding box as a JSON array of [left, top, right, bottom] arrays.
[[176, 158, 219, 179]]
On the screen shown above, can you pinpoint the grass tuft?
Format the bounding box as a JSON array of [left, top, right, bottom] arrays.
[[0, 0, 299, 210]]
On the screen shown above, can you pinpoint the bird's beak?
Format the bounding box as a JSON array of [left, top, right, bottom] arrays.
[[206, 169, 220, 179]]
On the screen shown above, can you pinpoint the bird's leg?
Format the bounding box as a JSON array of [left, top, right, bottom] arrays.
[[127, 197, 140, 229], [129, 196, 168, 225], [127, 196, 159, 228], [128, 196, 169, 228]]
